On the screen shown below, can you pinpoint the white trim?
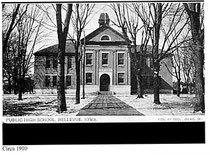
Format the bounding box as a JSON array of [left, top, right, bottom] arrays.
[[85, 50, 94, 53]]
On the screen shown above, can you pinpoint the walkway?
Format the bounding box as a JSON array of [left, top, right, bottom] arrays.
[[77, 92, 144, 116]]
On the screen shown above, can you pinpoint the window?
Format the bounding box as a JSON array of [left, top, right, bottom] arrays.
[[45, 76, 51, 88], [150, 58, 153, 68], [101, 35, 110, 41], [118, 73, 125, 84], [86, 73, 92, 84], [53, 76, 57, 87], [53, 56, 57, 69], [67, 56, 72, 69], [102, 53, 108, 65], [118, 53, 125, 65], [46, 57, 51, 68], [147, 57, 153, 68], [86, 53, 93, 65], [66, 75, 71, 86]]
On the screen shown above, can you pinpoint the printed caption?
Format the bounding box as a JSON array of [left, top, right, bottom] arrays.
[[2, 146, 28, 152]]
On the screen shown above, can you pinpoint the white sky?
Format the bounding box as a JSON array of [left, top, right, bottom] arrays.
[[34, 4, 117, 52]]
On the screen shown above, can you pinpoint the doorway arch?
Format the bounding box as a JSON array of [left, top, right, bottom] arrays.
[[100, 74, 110, 91]]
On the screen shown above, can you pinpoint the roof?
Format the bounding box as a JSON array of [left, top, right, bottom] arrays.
[[133, 45, 168, 56], [34, 40, 75, 56], [131, 45, 153, 54], [81, 25, 131, 45]]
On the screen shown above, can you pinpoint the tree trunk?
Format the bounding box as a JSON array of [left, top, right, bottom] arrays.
[[57, 42, 67, 113], [194, 46, 204, 113], [153, 62, 161, 104], [56, 4, 72, 113], [8, 74, 12, 94], [153, 3, 162, 104], [136, 70, 144, 98], [18, 58, 23, 100], [184, 3, 205, 113], [75, 55, 80, 104], [177, 79, 181, 97], [18, 77, 23, 100]]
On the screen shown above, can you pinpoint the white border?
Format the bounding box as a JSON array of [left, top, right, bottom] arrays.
[[1, 1, 209, 155]]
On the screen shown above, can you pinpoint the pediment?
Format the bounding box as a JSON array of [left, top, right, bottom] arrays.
[[89, 28, 126, 42]]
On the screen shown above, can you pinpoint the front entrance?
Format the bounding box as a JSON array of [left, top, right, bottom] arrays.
[[100, 74, 110, 91]]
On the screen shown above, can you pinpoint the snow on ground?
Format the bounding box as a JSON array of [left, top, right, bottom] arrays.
[[116, 94, 204, 116], [3, 93, 204, 116], [3, 94, 96, 116]]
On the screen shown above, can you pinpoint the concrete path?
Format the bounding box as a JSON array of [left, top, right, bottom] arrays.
[[77, 92, 144, 116]]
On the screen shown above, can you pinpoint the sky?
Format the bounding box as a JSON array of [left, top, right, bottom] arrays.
[[26, 3, 117, 74], [34, 3, 116, 52], [32, 3, 150, 53]]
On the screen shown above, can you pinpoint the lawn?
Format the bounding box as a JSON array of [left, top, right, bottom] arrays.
[[3, 93, 204, 116], [117, 94, 204, 115], [3, 94, 95, 116]]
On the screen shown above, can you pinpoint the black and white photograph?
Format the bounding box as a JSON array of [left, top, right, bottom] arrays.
[[1, 0, 207, 151]]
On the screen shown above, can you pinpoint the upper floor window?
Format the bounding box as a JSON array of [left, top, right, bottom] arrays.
[[53, 56, 57, 69], [118, 53, 125, 65], [67, 56, 72, 69], [46, 57, 51, 68], [147, 57, 153, 68], [86, 53, 93, 65], [101, 35, 110, 41], [102, 53, 108, 65]]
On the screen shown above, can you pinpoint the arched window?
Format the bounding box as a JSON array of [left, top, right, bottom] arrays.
[[101, 35, 110, 41]]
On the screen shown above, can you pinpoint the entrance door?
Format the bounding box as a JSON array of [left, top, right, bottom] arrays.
[[100, 74, 110, 91]]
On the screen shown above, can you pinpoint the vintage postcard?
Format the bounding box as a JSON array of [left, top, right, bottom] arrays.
[[1, 0, 206, 148]]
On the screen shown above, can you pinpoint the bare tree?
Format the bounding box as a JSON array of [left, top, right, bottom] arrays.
[[2, 4, 28, 93], [164, 47, 182, 97], [181, 42, 195, 94], [69, 4, 95, 104], [164, 31, 190, 97], [3, 4, 44, 100], [110, 3, 150, 98], [183, 3, 204, 113], [134, 3, 188, 104], [55, 4, 73, 113], [2, 4, 28, 54]]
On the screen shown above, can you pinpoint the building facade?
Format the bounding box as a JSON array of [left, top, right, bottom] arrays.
[[131, 45, 173, 94], [33, 13, 173, 95], [34, 13, 131, 94]]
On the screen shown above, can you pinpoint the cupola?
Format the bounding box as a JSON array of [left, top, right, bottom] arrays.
[[98, 13, 110, 27]]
